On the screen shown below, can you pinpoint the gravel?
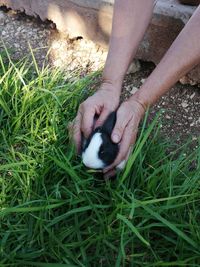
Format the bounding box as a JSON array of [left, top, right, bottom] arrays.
[[0, 7, 199, 146], [123, 62, 200, 147]]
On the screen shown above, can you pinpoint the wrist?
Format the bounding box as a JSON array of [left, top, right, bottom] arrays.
[[99, 80, 122, 99], [130, 90, 149, 113], [128, 93, 147, 117], [101, 73, 123, 92]]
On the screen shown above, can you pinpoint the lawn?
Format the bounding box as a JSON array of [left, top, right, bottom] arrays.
[[0, 51, 200, 266]]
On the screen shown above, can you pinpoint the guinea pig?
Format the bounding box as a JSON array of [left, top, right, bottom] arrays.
[[81, 111, 125, 170]]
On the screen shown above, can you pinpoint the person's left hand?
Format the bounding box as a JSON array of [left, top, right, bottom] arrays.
[[103, 96, 145, 179]]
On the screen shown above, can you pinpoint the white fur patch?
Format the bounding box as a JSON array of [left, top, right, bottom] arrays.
[[82, 133, 105, 169]]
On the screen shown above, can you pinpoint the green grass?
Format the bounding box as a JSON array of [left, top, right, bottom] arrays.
[[0, 50, 200, 267]]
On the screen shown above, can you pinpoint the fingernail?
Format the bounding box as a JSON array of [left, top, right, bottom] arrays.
[[112, 134, 120, 143]]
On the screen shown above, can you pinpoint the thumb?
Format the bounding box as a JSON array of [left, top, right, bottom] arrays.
[[111, 109, 129, 143], [81, 108, 95, 138]]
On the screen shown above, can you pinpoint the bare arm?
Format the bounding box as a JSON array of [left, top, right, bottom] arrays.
[[133, 5, 200, 108], [73, 0, 156, 151], [102, 0, 156, 90], [105, 5, 200, 176]]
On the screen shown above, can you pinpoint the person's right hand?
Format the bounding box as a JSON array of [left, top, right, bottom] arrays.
[[72, 83, 121, 153]]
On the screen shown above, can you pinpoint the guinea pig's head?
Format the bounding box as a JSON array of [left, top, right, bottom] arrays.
[[81, 112, 119, 169]]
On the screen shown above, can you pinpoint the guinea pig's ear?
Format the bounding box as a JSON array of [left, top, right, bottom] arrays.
[[102, 111, 117, 135]]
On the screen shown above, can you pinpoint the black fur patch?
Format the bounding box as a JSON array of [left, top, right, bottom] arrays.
[[81, 111, 119, 167], [98, 132, 119, 166]]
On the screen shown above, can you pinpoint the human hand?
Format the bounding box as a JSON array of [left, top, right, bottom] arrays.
[[103, 96, 145, 178], [72, 83, 121, 153]]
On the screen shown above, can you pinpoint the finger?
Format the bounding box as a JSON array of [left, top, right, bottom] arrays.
[[68, 121, 73, 137], [116, 145, 133, 170], [104, 125, 137, 172], [104, 169, 116, 180], [73, 112, 82, 153], [81, 107, 96, 138], [94, 107, 110, 128], [112, 130, 136, 171], [111, 106, 132, 143]]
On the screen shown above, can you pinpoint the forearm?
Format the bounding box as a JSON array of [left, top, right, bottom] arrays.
[[133, 5, 200, 108], [102, 0, 156, 90]]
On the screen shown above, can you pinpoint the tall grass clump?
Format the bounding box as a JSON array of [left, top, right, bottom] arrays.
[[0, 51, 200, 267]]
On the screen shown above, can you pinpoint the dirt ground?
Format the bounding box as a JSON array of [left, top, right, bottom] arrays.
[[0, 7, 199, 147]]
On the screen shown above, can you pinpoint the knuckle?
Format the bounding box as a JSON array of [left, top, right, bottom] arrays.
[[103, 106, 112, 113], [80, 100, 91, 110], [79, 102, 86, 110], [114, 125, 124, 134], [82, 103, 94, 114], [116, 110, 130, 124], [79, 102, 84, 110]]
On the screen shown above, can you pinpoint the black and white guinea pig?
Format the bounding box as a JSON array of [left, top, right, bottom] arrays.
[[81, 111, 125, 170]]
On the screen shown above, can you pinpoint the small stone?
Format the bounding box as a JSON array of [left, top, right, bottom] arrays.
[[181, 101, 189, 108], [0, 11, 6, 26], [179, 76, 189, 85], [50, 22, 56, 29], [127, 60, 141, 74], [14, 43, 20, 48], [166, 115, 171, 119], [130, 86, 138, 95], [190, 92, 195, 99], [51, 40, 61, 49], [8, 10, 18, 16], [179, 76, 196, 86], [141, 78, 146, 84]]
